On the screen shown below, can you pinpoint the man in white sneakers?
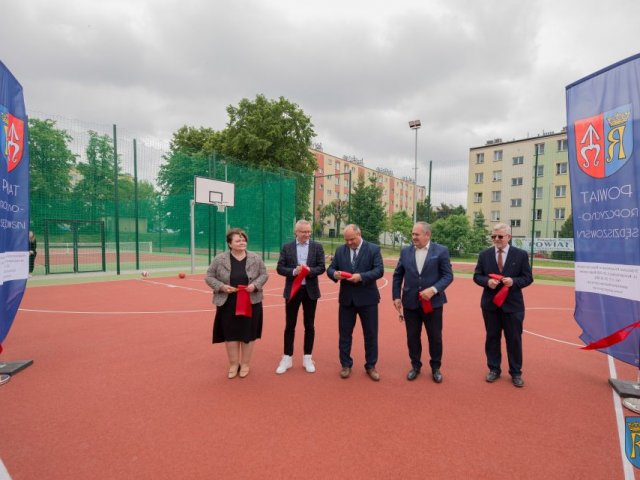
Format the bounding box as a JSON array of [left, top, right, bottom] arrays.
[[275, 220, 326, 374]]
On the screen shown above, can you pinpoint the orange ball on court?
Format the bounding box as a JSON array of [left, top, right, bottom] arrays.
[[178, 272, 186, 279]]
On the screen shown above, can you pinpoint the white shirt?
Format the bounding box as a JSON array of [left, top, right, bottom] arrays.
[[415, 242, 429, 275]]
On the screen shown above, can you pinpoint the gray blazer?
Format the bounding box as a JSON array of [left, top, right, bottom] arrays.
[[205, 251, 269, 307]]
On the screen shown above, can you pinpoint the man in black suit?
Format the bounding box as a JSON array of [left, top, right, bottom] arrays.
[[473, 223, 533, 387], [392, 222, 454, 383], [327, 224, 384, 381], [276, 220, 326, 374]]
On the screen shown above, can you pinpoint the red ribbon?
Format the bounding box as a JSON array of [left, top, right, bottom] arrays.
[[235, 285, 252, 317], [489, 273, 509, 307], [288, 265, 310, 302], [581, 321, 640, 350], [419, 295, 433, 314], [338, 271, 352, 279]]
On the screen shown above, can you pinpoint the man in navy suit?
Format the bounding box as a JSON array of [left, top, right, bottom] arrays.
[[473, 223, 533, 387], [327, 224, 384, 381], [392, 222, 454, 383], [276, 220, 326, 374]]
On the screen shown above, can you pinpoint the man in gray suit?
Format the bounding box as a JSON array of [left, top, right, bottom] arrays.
[[275, 220, 326, 374], [392, 222, 453, 383]]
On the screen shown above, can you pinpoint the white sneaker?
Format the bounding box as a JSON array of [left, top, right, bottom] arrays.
[[302, 354, 316, 373], [275, 355, 293, 374]]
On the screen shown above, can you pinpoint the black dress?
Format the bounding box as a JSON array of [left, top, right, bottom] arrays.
[[212, 255, 263, 344], [29, 238, 37, 274]]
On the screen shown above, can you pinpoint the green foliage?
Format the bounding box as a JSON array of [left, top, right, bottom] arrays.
[[558, 214, 573, 238], [470, 211, 490, 252], [73, 131, 118, 221], [160, 95, 316, 219], [28, 118, 77, 229], [388, 211, 413, 244], [432, 214, 477, 256], [219, 94, 316, 218], [350, 176, 385, 242], [322, 199, 349, 234], [433, 202, 466, 220], [416, 196, 434, 222]]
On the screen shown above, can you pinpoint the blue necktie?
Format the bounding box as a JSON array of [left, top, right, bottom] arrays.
[[351, 248, 357, 268]]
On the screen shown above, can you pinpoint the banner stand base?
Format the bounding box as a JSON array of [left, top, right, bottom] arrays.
[[0, 360, 34, 386], [609, 379, 640, 414]]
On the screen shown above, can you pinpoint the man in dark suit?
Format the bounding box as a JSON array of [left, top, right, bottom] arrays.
[[327, 224, 384, 381], [276, 220, 326, 374], [473, 223, 533, 387], [392, 222, 454, 383]]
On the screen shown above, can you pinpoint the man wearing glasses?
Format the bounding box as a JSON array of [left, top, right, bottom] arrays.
[[473, 223, 533, 387]]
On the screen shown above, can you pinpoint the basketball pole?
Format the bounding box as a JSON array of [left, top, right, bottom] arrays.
[[190, 199, 196, 274]]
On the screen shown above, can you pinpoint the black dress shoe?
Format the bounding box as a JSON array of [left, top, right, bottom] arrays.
[[486, 370, 500, 383], [512, 376, 524, 388], [432, 370, 443, 383], [407, 369, 420, 381]]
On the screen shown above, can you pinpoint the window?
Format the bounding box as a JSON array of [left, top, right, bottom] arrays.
[[535, 143, 545, 155], [512, 156, 524, 165], [556, 162, 568, 175], [555, 185, 567, 197], [473, 192, 483, 203], [512, 177, 523, 186], [474, 172, 484, 184], [476, 153, 485, 164], [534, 209, 542, 220], [491, 191, 501, 202], [335, 177, 340, 185], [494, 150, 503, 161], [335, 161, 340, 169], [535, 187, 543, 199], [510, 198, 522, 207], [327, 190, 332, 195], [555, 207, 566, 220], [535, 165, 544, 177], [336, 192, 340, 199], [557, 139, 568, 151], [535, 230, 541, 238], [491, 210, 501, 221], [492, 170, 502, 182], [510, 219, 521, 228]]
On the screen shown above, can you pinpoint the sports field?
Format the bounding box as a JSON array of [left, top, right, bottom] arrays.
[[1, 268, 637, 479]]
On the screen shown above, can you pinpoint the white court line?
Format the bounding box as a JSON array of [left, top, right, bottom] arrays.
[[0, 459, 12, 480], [523, 330, 583, 347], [18, 278, 387, 316], [608, 355, 637, 480]]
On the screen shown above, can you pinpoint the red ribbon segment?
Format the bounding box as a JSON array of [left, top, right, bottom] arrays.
[[235, 285, 252, 317], [581, 321, 640, 350], [288, 265, 310, 302], [419, 295, 433, 314], [489, 273, 509, 307]]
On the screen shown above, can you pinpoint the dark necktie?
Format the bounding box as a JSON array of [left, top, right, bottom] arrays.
[[497, 248, 504, 273], [351, 248, 358, 268]]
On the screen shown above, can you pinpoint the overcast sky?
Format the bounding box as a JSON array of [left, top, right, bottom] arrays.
[[2, 0, 639, 205]]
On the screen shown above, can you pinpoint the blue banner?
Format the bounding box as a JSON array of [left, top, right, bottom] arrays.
[[566, 53, 640, 366], [0, 61, 29, 349]]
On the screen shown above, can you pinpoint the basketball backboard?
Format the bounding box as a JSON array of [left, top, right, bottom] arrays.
[[194, 176, 235, 210]]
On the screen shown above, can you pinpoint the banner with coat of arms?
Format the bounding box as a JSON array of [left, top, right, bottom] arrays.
[[566, 53, 640, 366], [0, 60, 29, 350]]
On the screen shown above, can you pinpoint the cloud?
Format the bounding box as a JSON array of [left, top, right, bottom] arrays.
[[2, 0, 640, 206]]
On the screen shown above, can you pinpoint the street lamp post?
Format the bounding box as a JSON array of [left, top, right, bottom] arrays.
[[409, 119, 421, 223]]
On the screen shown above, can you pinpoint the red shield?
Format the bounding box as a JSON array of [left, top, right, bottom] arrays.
[[5, 113, 24, 172]]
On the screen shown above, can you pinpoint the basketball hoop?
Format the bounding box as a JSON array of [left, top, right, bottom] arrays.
[[216, 203, 226, 213]]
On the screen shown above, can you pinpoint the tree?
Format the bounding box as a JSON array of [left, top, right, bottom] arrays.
[[28, 118, 77, 229], [433, 202, 466, 220], [323, 199, 349, 234], [73, 131, 118, 221], [350, 176, 385, 242], [388, 211, 413, 246], [431, 214, 474, 256], [416, 196, 434, 222], [558, 214, 573, 238], [469, 211, 490, 254], [218, 94, 316, 218]]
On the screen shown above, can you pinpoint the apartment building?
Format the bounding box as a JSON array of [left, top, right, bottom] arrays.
[[310, 147, 426, 236], [466, 130, 571, 238]]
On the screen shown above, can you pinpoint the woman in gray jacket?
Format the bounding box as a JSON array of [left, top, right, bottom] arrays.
[[205, 228, 269, 378]]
